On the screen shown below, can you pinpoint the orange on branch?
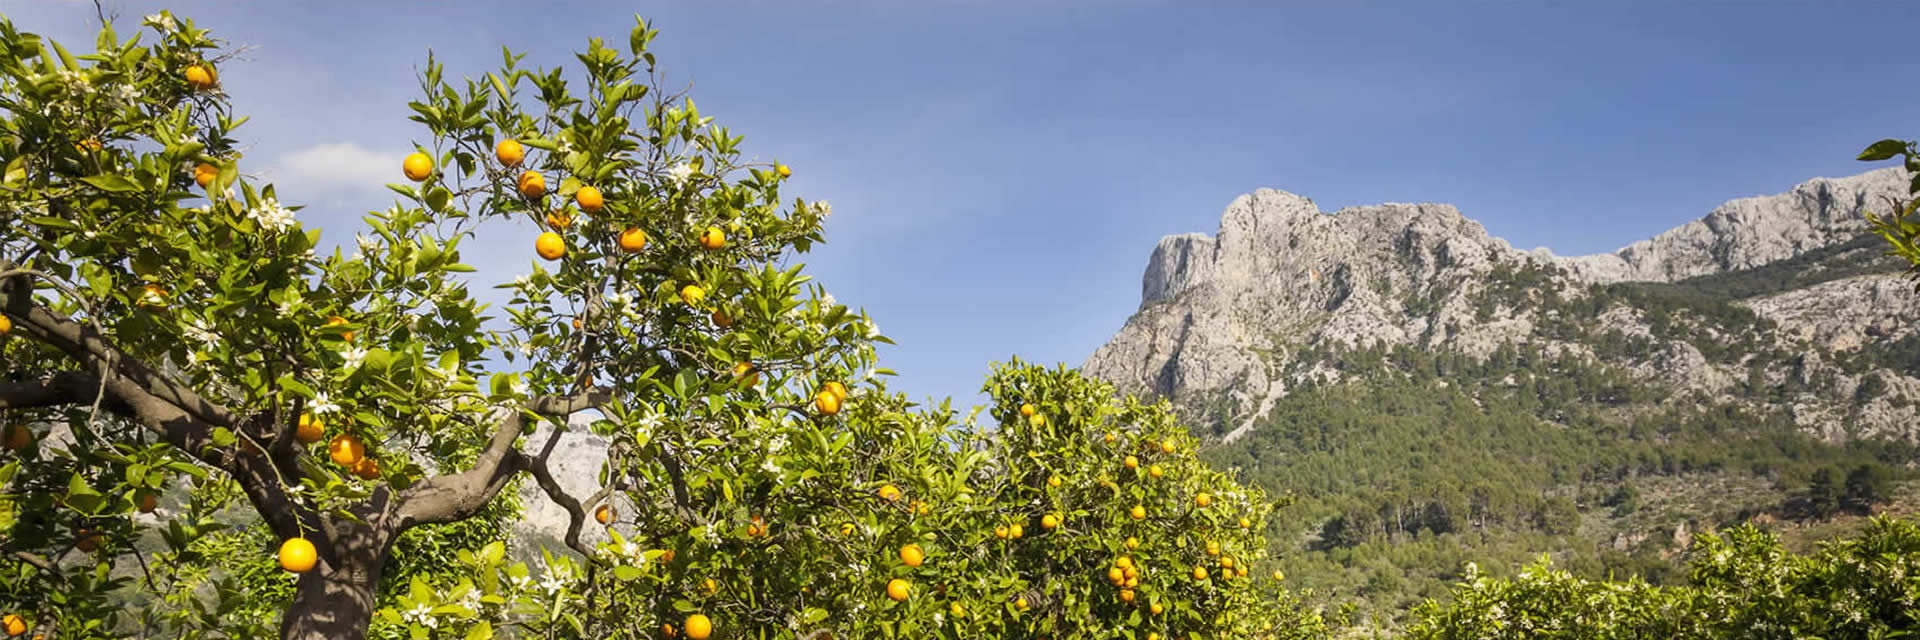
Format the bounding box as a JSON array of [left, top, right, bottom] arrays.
[[1195, 493, 1212, 508], [546, 211, 572, 230], [1130, 504, 1146, 520], [618, 227, 650, 253], [194, 163, 218, 188], [184, 63, 217, 90], [402, 152, 433, 182], [684, 614, 711, 640], [885, 578, 910, 602], [1009, 523, 1024, 539], [679, 284, 706, 308], [698, 226, 726, 250], [137, 492, 158, 514], [1041, 513, 1060, 530], [575, 186, 604, 212], [328, 434, 365, 467], [352, 458, 380, 480], [1123, 455, 1138, 470], [876, 484, 902, 502], [1019, 403, 1036, 417], [596, 505, 612, 524], [814, 389, 842, 415], [1, 614, 24, 636], [899, 544, 924, 567], [494, 139, 525, 167], [823, 381, 848, 402], [517, 170, 547, 198], [776, 163, 791, 179], [279, 538, 317, 573], [535, 232, 566, 261]]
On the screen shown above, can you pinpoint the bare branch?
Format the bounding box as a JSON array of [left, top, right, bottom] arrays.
[[394, 389, 611, 528]]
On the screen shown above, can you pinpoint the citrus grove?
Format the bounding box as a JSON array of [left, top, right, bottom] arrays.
[[0, 12, 1333, 640]]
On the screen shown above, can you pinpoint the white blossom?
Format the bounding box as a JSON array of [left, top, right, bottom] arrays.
[[864, 319, 880, 339], [761, 457, 782, 474], [404, 603, 434, 628], [114, 83, 139, 104], [142, 13, 176, 32], [509, 376, 529, 397], [340, 346, 369, 371], [310, 392, 341, 415], [666, 163, 694, 185], [247, 197, 297, 234], [820, 293, 836, 308], [814, 200, 832, 219], [184, 317, 219, 347]]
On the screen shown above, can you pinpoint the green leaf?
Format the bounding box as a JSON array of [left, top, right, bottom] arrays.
[[614, 565, 643, 581], [277, 376, 316, 399], [80, 174, 140, 192], [466, 622, 493, 640], [425, 186, 452, 211], [25, 216, 78, 230], [1858, 139, 1909, 162], [210, 428, 237, 447]]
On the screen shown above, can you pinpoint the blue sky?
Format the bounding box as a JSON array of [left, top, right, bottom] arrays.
[[11, 1, 1920, 409]]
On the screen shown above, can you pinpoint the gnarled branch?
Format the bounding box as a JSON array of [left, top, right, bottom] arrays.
[[394, 389, 611, 529]]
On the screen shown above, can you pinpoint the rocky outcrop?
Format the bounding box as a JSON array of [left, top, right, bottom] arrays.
[[1083, 167, 1920, 442]]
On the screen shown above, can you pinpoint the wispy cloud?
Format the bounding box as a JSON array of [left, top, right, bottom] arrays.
[[271, 142, 403, 192]]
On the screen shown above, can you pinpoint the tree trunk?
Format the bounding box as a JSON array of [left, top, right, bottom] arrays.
[[279, 522, 390, 640]]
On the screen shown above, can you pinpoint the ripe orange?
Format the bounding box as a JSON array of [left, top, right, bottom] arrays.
[[618, 227, 649, 253], [731, 362, 759, 386], [1, 614, 24, 636], [1148, 464, 1164, 479], [949, 602, 965, 618], [1236, 565, 1249, 578], [1123, 455, 1139, 469], [575, 186, 604, 212], [877, 484, 902, 502], [1240, 517, 1252, 529], [703, 577, 718, 593], [776, 164, 791, 179], [1206, 540, 1220, 556], [747, 515, 766, 537], [137, 492, 158, 514], [679, 284, 706, 307], [1272, 570, 1284, 581], [279, 538, 317, 573], [1116, 556, 1133, 570], [402, 152, 433, 182], [194, 163, 218, 188], [1119, 589, 1135, 603], [885, 578, 910, 602], [684, 614, 712, 640], [994, 525, 1009, 540], [546, 211, 572, 231], [535, 232, 565, 261], [1160, 438, 1177, 454], [328, 434, 365, 467], [1041, 513, 1060, 530], [1195, 493, 1212, 508], [352, 458, 380, 480], [1007, 522, 1023, 538], [596, 505, 612, 524], [3, 425, 32, 450], [1150, 602, 1164, 615], [661, 549, 675, 563], [1028, 414, 1046, 427], [824, 381, 849, 403], [710, 308, 732, 328], [495, 139, 525, 167], [517, 170, 547, 198], [1124, 536, 1139, 550], [1107, 566, 1124, 584], [1129, 505, 1146, 520], [323, 316, 355, 342], [698, 226, 726, 250], [1192, 566, 1208, 581], [1221, 556, 1235, 570], [1015, 596, 1029, 611], [184, 63, 217, 90], [1103, 432, 1116, 444], [1047, 474, 1061, 488], [1019, 403, 1036, 417], [814, 390, 842, 415], [293, 409, 324, 443], [662, 623, 677, 639], [899, 544, 924, 567]]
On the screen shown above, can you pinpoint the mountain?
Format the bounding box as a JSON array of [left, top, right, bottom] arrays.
[[1084, 167, 1918, 443], [1079, 167, 1920, 624]]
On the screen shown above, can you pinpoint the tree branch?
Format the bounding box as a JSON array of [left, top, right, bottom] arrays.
[[0, 371, 123, 411], [394, 389, 611, 528]]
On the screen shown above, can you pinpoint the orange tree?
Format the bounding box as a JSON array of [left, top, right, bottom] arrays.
[[0, 11, 1332, 640]]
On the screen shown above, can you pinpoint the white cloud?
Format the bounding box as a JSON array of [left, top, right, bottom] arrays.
[[273, 142, 405, 191]]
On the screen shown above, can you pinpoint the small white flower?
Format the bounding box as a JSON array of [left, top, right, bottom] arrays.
[[356, 234, 377, 253], [667, 163, 695, 185], [814, 200, 832, 219], [340, 346, 369, 371], [539, 571, 567, 594], [185, 317, 219, 347], [310, 392, 341, 415], [820, 293, 836, 308], [864, 319, 880, 338], [509, 376, 529, 397], [404, 603, 434, 627], [349, 251, 365, 262], [143, 13, 176, 32], [114, 83, 139, 103], [247, 197, 297, 234], [761, 457, 782, 474], [934, 612, 945, 627], [620, 539, 642, 559], [605, 291, 630, 307], [508, 574, 532, 590], [458, 589, 482, 612]]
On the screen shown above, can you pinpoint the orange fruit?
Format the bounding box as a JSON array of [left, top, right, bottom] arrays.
[[949, 602, 965, 618], [703, 577, 718, 593], [1015, 596, 1029, 611], [1149, 464, 1164, 479], [1195, 493, 1212, 508], [596, 505, 612, 524], [1150, 602, 1164, 615], [748, 515, 766, 537], [1123, 455, 1139, 470], [1160, 438, 1177, 454], [1119, 589, 1135, 603], [684, 614, 712, 640], [1019, 404, 1036, 417], [184, 63, 217, 90], [194, 163, 218, 188], [899, 544, 924, 567], [1007, 522, 1023, 538], [877, 484, 902, 502], [1103, 432, 1116, 444], [517, 170, 547, 198], [137, 492, 158, 514], [1047, 474, 1061, 488], [1041, 513, 1060, 530], [1116, 557, 1134, 570], [575, 186, 604, 212], [322, 316, 355, 342], [1191, 566, 1208, 581], [75, 529, 100, 553], [710, 308, 732, 328], [1272, 570, 1284, 581], [1240, 517, 1252, 529], [679, 284, 705, 307], [698, 226, 726, 250], [814, 390, 842, 415], [1221, 556, 1235, 570], [885, 578, 910, 602], [3, 425, 32, 450], [731, 362, 759, 387], [352, 458, 380, 480], [1236, 566, 1249, 578], [1028, 414, 1046, 427], [328, 434, 364, 467], [1125, 536, 1139, 550], [535, 232, 566, 261], [1107, 566, 1124, 584], [2, 614, 24, 636], [1206, 540, 1220, 556], [775, 163, 791, 179], [840, 522, 857, 536], [279, 538, 318, 573], [0, 314, 10, 336], [619, 227, 649, 253], [495, 139, 525, 167], [994, 525, 1009, 540], [402, 152, 433, 182], [295, 414, 325, 443], [823, 381, 849, 402], [1129, 505, 1146, 520], [661, 549, 675, 563], [546, 211, 572, 231], [137, 284, 169, 309], [662, 623, 677, 639]]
